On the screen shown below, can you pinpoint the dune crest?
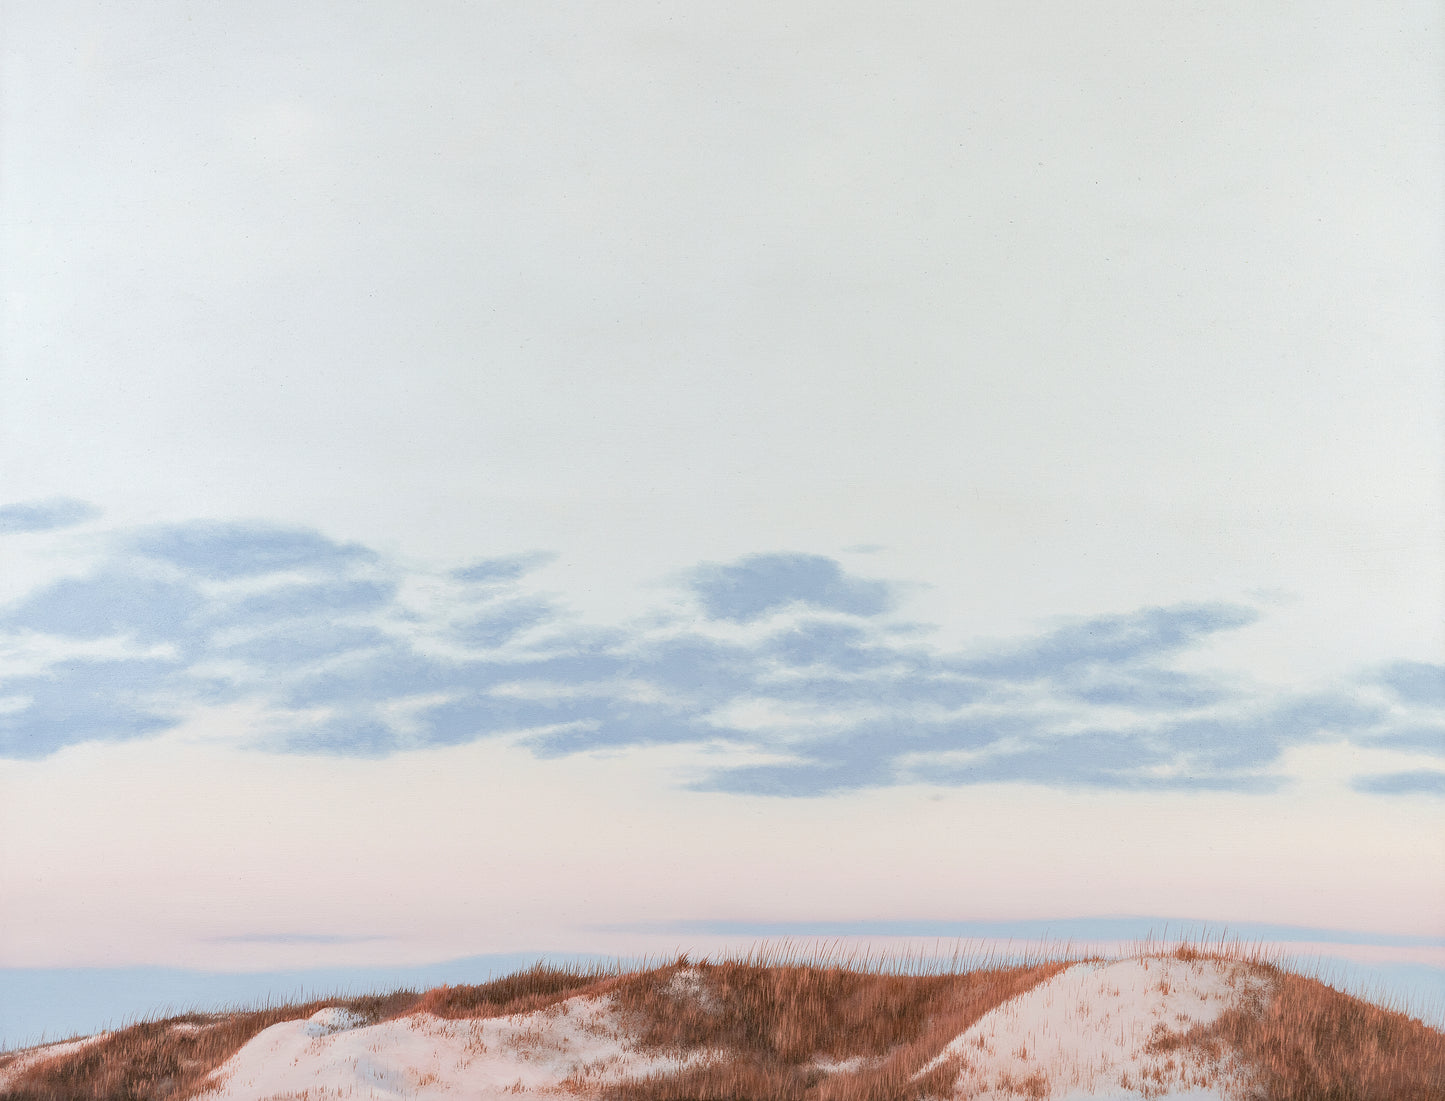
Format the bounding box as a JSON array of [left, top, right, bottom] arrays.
[[920, 956, 1267, 1099]]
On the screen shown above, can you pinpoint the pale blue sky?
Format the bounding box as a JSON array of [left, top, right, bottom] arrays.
[[0, 0, 1441, 1033]]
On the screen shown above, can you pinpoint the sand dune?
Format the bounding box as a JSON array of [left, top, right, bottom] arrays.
[[919, 957, 1266, 1099], [3, 951, 1441, 1100], [188, 958, 1264, 1100], [197, 990, 702, 1100]]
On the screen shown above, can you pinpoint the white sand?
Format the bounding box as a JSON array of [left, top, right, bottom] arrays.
[[918, 957, 1270, 1100], [197, 993, 707, 1101]]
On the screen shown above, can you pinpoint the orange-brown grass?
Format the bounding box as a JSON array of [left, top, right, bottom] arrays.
[[0, 964, 614, 1101], [1, 1003, 346, 1101], [0, 951, 1067, 1101], [9, 942, 1441, 1101], [413, 961, 620, 1019], [1149, 960, 1445, 1101], [597, 957, 1071, 1101]]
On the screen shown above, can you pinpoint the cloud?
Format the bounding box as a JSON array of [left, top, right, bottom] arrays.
[[452, 599, 555, 649], [1061, 668, 1232, 710], [4, 572, 208, 646], [920, 732, 1274, 792], [0, 498, 100, 534], [0, 520, 1436, 797], [1352, 770, 1445, 796], [216, 622, 394, 672], [452, 553, 555, 585], [220, 580, 398, 626], [603, 916, 1445, 949], [1378, 662, 1445, 708], [1374, 726, 1445, 755], [130, 521, 377, 579], [0, 657, 184, 759], [689, 553, 895, 621], [691, 705, 1294, 797], [960, 604, 1259, 681]]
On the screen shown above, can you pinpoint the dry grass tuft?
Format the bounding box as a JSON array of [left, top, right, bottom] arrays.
[[1150, 960, 1445, 1101], [413, 962, 618, 1020], [2, 1003, 335, 1101], [599, 958, 1069, 1101]]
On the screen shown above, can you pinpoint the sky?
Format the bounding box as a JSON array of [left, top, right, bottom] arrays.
[[1, 0, 1443, 1047]]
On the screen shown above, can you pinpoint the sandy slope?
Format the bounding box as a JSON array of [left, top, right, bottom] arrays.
[[195, 992, 705, 1100], [0, 1034, 110, 1094], [920, 957, 1269, 1100]]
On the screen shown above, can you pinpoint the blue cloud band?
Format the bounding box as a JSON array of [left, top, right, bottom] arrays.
[[1, 519, 1439, 797]]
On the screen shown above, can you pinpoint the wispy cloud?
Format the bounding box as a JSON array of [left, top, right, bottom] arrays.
[[1, 519, 1439, 796], [600, 916, 1445, 950], [0, 498, 100, 534], [5, 571, 207, 645], [129, 521, 378, 579], [1378, 662, 1445, 708], [958, 603, 1259, 681], [689, 553, 896, 621], [1352, 770, 1445, 796], [453, 552, 557, 585]]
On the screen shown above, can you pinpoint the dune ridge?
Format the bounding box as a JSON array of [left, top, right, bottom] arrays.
[[2, 943, 1441, 1100]]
